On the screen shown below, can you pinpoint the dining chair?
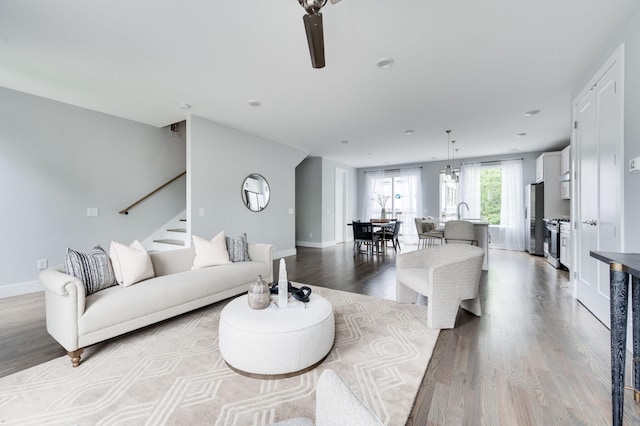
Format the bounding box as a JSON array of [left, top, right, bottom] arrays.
[[352, 222, 382, 256], [379, 220, 402, 252], [444, 220, 478, 245], [415, 218, 444, 249]]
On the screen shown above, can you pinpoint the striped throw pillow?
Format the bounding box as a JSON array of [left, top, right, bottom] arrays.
[[65, 245, 117, 295], [226, 233, 251, 262]]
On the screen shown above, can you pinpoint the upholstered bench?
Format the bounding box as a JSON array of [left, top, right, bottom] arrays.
[[219, 293, 335, 376]]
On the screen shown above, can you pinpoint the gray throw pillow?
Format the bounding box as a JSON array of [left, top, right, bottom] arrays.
[[226, 233, 251, 262], [65, 245, 117, 295]]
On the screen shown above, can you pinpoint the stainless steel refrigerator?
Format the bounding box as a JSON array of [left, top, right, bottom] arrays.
[[525, 183, 544, 255]]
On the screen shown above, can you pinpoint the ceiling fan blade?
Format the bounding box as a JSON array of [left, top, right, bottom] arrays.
[[303, 13, 325, 69]]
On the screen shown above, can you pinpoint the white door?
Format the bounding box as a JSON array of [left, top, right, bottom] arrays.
[[574, 46, 624, 327], [335, 168, 348, 243]]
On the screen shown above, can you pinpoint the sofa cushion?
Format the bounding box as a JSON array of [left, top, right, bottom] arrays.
[[150, 248, 196, 277], [226, 233, 251, 262], [79, 261, 270, 335], [192, 232, 230, 270], [109, 240, 155, 287], [65, 245, 117, 295]]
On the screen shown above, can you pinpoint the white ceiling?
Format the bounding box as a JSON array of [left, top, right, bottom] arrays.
[[0, 0, 637, 168]]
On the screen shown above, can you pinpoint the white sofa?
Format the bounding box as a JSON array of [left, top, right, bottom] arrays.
[[396, 244, 484, 329], [39, 243, 274, 367]]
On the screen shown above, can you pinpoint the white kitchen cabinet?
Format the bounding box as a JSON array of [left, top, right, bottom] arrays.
[[536, 151, 561, 183], [536, 151, 569, 218], [560, 145, 571, 200], [559, 221, 571, 269], [561, 145, 570, 173], [535, 155, 544, 182], [560, 181, 571, 199]]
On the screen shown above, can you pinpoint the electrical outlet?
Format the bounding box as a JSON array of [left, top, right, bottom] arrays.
[[37, 259, 48, 270], [288, 208, 294, 215], [309, 232, 313, 238], [87, 207, 99, 217], [199, 208, 205, 216]]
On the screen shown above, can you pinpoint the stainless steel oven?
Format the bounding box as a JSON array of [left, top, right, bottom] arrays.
[[544, 219, 560, 268]]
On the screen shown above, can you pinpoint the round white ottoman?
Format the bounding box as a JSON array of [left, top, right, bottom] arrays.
[[219, 293, 335, 376]]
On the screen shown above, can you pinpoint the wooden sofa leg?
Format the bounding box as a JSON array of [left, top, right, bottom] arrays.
[[68, 348, 84, 367]]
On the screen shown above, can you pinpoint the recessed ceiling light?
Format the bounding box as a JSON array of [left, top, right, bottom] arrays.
[[376, 57, 394, 69], [248, 100, 261, 107], [178, 103, 191, 110], [516, 132, 527, 137], [524, 109, 540, 116], [404, 130, 414, 135]]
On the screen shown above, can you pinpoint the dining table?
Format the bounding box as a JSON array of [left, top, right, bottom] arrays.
[[349, 220, 396, 254]]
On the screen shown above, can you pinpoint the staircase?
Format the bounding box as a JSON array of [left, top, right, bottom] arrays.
[[142, 211, 189, 251]]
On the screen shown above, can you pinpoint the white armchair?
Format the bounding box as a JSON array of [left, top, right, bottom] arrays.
[[271, 369, 382, 426], [396, 244, 484, 329]]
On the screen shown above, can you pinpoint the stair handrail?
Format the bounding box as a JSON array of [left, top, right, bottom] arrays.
[[119, 171, 186, 215]]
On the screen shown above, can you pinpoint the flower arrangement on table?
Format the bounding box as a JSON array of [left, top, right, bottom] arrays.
[[371, 192, 390, 219]]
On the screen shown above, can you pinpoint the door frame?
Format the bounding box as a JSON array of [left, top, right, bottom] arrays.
[[335, 167, 348, 243], [571, 44, 625, 301]]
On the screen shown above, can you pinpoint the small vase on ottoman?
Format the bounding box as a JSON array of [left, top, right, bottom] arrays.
[[247, 275, 271, 309]]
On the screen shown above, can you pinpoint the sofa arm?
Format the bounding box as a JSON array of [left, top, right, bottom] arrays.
[[39, 267, 83, 297], [39, 267, 85, 352], [248, 243, 275, 281]]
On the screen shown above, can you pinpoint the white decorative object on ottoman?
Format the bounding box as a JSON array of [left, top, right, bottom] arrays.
[[219, 293, 335, 375]]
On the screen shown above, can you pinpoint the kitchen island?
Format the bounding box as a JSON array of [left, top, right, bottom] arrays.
[[443, 219, 489, 270], [466, 219, 490, 270]]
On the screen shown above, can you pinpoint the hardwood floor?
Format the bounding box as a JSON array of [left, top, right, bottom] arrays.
[[2, 242, 640, 424]]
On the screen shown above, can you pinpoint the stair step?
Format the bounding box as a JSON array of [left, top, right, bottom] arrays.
[[153, 239, 185, 247], [167, 228, 187, 233]]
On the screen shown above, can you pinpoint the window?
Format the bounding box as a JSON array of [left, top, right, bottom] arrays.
[[479, 166, 502, 225], [439, 171, 460, 222], [363, 168, 422, 237], [459, 159, 524, 250]]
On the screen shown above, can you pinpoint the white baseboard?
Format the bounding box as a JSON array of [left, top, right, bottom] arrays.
[[274, 248, 297, 259], [296, 240, 336, 249], [0, 280, 43, 299]]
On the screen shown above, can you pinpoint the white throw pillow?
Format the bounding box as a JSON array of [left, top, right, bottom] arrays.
[[192, 232, 230, 270], [109, 240, 155, 287]]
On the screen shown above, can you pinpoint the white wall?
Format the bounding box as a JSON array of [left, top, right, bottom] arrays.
[[187, 115, 307, 258], [296, 157, 323, 245], [295, 156, 357, 247], [0, 87, 187, 296]]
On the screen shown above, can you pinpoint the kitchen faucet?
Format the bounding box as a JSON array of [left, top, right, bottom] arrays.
[[457, 202, 469, 219]]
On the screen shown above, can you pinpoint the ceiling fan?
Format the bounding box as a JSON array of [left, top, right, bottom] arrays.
[[297, 0, 341, 68]]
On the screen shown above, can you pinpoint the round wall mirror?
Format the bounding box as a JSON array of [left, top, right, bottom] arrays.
[[242, 174, 270, 212]]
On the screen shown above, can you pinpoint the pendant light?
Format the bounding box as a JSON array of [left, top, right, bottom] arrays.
[[444, 130, 452, 179], [453, 142, 460, 183]]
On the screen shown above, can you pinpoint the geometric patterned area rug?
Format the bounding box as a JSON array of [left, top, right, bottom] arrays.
[[0, 285, 439, 425]]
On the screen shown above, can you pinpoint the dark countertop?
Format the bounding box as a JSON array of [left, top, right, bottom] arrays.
[[590, 251, 640, 277]]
